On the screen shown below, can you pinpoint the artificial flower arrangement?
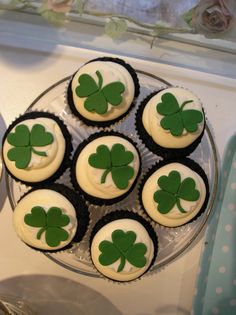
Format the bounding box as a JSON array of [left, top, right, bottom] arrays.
[[0, 0, 235, 41]]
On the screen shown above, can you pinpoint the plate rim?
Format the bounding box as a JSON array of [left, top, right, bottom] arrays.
[[5, 70, 219, 277]]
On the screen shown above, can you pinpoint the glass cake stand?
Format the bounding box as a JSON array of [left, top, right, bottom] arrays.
[[6, 70, 218, 278]]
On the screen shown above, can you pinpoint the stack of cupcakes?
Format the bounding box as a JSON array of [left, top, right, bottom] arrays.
[[2, 56, 210, 282]]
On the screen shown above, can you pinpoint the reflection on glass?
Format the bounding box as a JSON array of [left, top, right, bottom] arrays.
[[0, 294, 36, 315]]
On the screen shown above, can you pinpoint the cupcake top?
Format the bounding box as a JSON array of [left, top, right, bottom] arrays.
[[90, 213, 157, 282], [13, 188, 78, 251], [142, 87, 205, 149], [70, 60, 136, 123], [141, 161, 208, 227], [72, 133, 140, 202], [2, 112, 71, 184]]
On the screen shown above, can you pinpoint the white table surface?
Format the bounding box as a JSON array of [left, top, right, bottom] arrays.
[[0, 25, 236, 315]]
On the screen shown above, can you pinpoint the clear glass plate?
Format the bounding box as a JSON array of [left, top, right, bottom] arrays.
[[6, 70, 218, 278]]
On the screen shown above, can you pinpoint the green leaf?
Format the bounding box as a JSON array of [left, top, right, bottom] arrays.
[[24, 206, 47, 227], [153, 190, 177, 214], [98, 230, 147, 272], [46, 207, 70, 227], [105, 18, 128, 40], [157, 92, 203, 136], [110, 144, 134, 167], [126, 243, 147, 268], [7, 124, 30, 147], [156, 93, 180, 115], [88, 145, 111, 169], [111, 166, 134, 190], [76, 0, 86, 15], [84, 92, 108, 114], [182, 6, 197, 27], [30, 124, 54, 147], [158, 171, 181, 194], [112, 230, 136, 252], [99, 240, 121, 266], [182, 110, 203, 133], [7, 146, 31, 169], [88, 144, 134, 189], [76, 70, 125, 114], [160, 112, 184, 136], [7, 123, 54, 169], [178, 178, 200, 201], [153, 170, 200, 214], [102, 82, 125, 106], [45, 227, 69, 247], [76, 73, 99, 98], [40, 8, 65, 26], [24, 206, 70, 247]]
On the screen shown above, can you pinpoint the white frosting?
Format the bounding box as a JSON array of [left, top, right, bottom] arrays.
[[3, 118, 66, 182], [71, 61, 135, 122], [142, 163, 207, 227], [13, 189, 78, 250], [75, 136, 140, 199], [142, 87, 204, 148], [91, 219, 154, 281]]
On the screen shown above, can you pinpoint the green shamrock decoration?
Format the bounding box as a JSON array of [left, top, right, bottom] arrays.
[[88, 143, 135, 189], [7, 124, 54, 169], [156, 92, 203, 136], [99, 230, 147, 272], [24, 206, 70, 247], [76, 70, 125, 114], [153, 170, 200, 214]]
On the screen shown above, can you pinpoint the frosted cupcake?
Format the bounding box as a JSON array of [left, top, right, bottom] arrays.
[[13, 184, 89, 251], [90, 211, 158, 282], [67, 57, 140, 127], [135, 87, 205, 158], [139, 159, 209, 227], [2, 112, 72, 186], [70, 131, 141, 205]]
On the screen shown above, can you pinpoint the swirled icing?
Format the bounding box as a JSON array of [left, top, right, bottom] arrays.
[[3, 118, 66, 182], [13, 189, 78, 250], [71, 61, 135, 121], [142, 163, 207, 227], [75, 136, 140, 199], [142, 87, 204, 148], [90, 219, 154, 281]]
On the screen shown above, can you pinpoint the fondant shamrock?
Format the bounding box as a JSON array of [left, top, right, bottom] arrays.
[[153, 170, 200, 214], [99, 230, 147, 272], [24, 206, 70, 247], [76, 70, 125, 114], [156, 92, 203, 136], [88, 143, 135, 189], [7, 124, 54, 169]]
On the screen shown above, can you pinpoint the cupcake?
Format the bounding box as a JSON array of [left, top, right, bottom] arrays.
[[90, 211, 158, 282], [2, 112, 72, 186], [139, 158, 209, 227], [13, 184, 89, 251], [67, 57, 140, 127], [70, 131, 141, 205], [136, 87, 205, 158]]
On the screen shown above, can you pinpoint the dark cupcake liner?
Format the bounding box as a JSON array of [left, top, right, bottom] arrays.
[[135, 90, 206, 159], [16, 183, 90, 253], [138, 157, 210, 227], [89, 210, 158, 282], [66, 56, 140, 127], [2, 111, 73, 187], [70, 131, 142, 206]]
